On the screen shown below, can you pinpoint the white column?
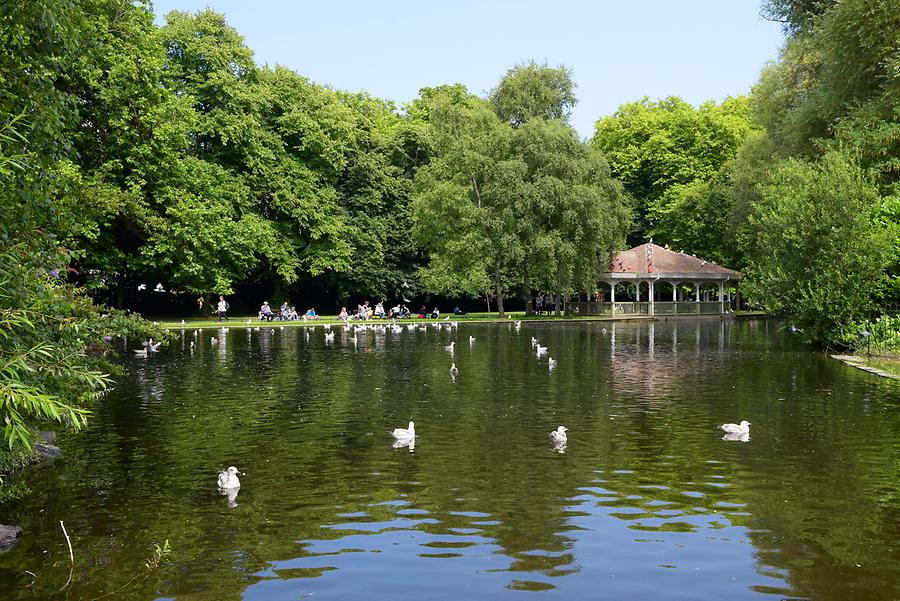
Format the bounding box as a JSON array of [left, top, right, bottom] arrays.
[[718, 281, 724, 315], [649, 280, 655, 316], [695, 282, 701, 314], [635, 282, 640, 303], [672, 282, 678, 302]]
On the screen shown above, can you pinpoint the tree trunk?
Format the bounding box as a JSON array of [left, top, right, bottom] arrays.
[[485, 292, 491, 314], [116, 286, 125, 310], [554, 255, 563, 317], [522, 262, 533, 315], [494, 256, 505, 318]]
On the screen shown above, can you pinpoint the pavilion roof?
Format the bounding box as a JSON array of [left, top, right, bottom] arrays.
[[603, 243, 741, 278]]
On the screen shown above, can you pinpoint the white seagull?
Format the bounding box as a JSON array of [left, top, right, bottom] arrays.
[[154, 282, 165, 293], [444, 341, 455, 354], [548, 357, 557, 369], [450, 362, 459, 377], [719, 420, 751, 435], [137, 284, 147, 291], [549, 426, 568, 444], [469, 336, 475, 345], [389, 421, 416, 440], [536, 345, 548, 357], [217, 466, 241, 489]]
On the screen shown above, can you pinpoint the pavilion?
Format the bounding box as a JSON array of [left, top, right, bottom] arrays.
[[569, 242, 741, 317]]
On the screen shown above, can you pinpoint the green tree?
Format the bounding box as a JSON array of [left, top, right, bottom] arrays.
[[489, 61, 577, 126], [742, 152, 891, 345], [592, 96, 755, 250]]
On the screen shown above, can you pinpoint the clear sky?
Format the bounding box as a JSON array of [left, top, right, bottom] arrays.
[[150, 0, 784, 138]]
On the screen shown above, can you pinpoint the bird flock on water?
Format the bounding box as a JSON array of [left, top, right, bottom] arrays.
[[125, 311, 753, 503]]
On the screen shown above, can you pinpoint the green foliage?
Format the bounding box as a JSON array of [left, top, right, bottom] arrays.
[[854, 314, 900, 356], [489, 61, 577, 126], [742, 152, 891, 346], [592, 96, 755, 248], [413, 69, 630, 315]]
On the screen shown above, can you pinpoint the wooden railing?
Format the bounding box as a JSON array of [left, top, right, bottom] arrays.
[[568, 301, 725, 317]]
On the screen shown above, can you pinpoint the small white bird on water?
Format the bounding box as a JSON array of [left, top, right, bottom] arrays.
[[390, 421, 416, 440], [450, 362, 458, 377], [549, 426, 568, 444], [719, 420, 751, 435], [137, 283, 147, 291], [217, 466, 241, 489], [548, 357, 557, 369], [444, 341, 455, 354], [536, 345, 548, 357], [469, 335, 475, 345]]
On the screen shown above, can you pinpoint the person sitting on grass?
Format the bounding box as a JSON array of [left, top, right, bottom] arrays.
[[288, 306, 299, 321], [259, 301, 274, 321], [304, 307, 319, 321], [418, 305, 427, 319], [400, 304, 411, 318], [431, 306, 440, 319], [279, 301, 290, 319], [374, 302, 385, 318], [339, 307, 349, 321], [453, 305, 469, 317]]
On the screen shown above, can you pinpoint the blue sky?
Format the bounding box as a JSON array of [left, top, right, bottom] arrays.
[[150, 1, 784, 138]]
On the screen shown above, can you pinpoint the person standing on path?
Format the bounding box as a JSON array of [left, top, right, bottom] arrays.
[[217, 295, 229, 322]]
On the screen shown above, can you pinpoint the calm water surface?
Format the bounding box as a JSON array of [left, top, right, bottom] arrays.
[[1, 319, 898, 600]]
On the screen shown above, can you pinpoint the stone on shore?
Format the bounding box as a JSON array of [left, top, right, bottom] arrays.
[[0, 525, 22, 551]]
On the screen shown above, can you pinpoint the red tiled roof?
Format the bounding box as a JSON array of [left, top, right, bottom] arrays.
[[605, 243, 740, 277]]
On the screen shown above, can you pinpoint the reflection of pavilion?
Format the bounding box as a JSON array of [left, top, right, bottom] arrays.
[[569, 243, 741, 317]]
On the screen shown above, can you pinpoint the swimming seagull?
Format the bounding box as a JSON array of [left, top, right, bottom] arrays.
[[154, 282, 165, 293], [469, 336, 475, 345], [549, 426, 568, 444], [548, 357, 557, 369], [719, 420, 751, 436], [389, 421, 416, 440], [450, 363, 459, 377], [531, 336, 538, 347], [137, 284, 147, 291], [217, 466, 241, 489], [444, 341, 455, 354], [536, 345, 548, 357]]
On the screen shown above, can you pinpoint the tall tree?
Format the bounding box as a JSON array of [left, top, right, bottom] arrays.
[[591, 96, 755, 250], [489, 61, 577, 126]]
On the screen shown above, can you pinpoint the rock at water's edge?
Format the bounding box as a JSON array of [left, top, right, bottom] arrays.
[[35, 443, 61, 459], [0, 525, 22, 551]]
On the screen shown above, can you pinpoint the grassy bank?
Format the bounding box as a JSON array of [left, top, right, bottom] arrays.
[[153, 311, 767, 329]]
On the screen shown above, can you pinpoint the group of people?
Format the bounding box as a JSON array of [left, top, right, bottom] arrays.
[[257, 301, 319, 322], [533, 293, 557, 315], [213, 295, 461, 323], [337, 301, 449, 321]]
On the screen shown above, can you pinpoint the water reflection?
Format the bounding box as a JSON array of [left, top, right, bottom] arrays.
[[0, 319, 898, 600]]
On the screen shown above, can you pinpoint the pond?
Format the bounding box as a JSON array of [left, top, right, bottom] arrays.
[[1, 319, 898, 600]]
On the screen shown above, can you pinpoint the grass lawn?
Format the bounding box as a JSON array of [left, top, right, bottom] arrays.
[[862, 356, 900, 378]]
